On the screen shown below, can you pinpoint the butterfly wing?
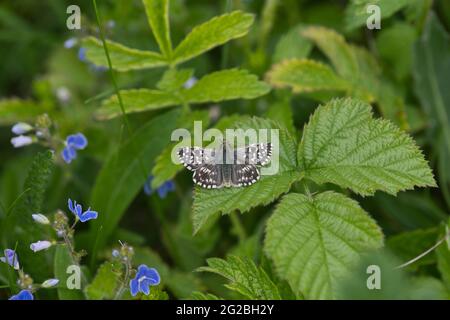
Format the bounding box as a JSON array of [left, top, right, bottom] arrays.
[[235, 143, 272, 165], [177, 147, 215, 171], [193, 164, 223, 189], [231, 164, 260, 187]]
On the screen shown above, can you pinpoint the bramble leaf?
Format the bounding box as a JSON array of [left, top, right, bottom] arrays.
[[273, 25, 312, 63], [172, 11, 254, 65], [192, 117, 301, 233], [298, 98, 436, 196], [265, 191, 384, 299], [266, 59, 350, 93], [198, 256, 282, 299], [81, 37, 166, 71], [143, 0, 172, 58], [85, 261, 121, 300]]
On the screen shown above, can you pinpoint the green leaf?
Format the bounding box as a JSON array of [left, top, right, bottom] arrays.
[[81, 37, 166, 71], [345, 0, 411, 31], [54, 245, 85, 300], [436, 225, 450, 294], [143, 0, 172, 58], [85, 261, 121, 300], [192, 117, 301, 233], [0, 98, 50, 125], [140, 286, 169, 300], [182, 69, 270, 103], [265, 191, 383, 299], [298, 98, 436, 196], [151, 110, 210, 189], [413, 13, 450, 172], [96, 89, 180, 120], [191, 291, 221, 300], [273, 25, 312, 63], [89, 109, 180, 252], [172, 11, 254, 65], [156, 68, 194, 91], [198, 256, 282, 299], [266, 59, 350, 93]]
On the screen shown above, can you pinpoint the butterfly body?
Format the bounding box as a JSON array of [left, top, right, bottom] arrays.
[[178, 141, 272, 189]]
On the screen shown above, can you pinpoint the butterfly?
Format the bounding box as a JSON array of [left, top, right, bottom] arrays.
[[178, 142, 272, 189]]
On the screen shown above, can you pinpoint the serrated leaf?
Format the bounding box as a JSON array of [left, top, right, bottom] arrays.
[[54, 245, 85, 300], [345, 0, 411, 31], [265, 191, 383, 299], [143, 0, 172, 58], [191, 291, 221, 300], [172, 11, 254, 65], [89, 109, 180, 252], [198, 256, 281, 299], [192, 117, 301, 233], [182, 69, 270, 103], [266, 59, 350, 93], [140, 286, 169, 300], [298, 98, 436, 196], [151, 110, 210, 189], [85, 262, 121, 300], [0, 99, 50, 125], [96, 89, 180, 120], [81, 37, 166, 71], [273, 25, 312, 63], [156, 68, 194, 91]]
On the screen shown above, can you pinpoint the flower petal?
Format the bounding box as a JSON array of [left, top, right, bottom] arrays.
[[67, 133, 88, 150], [61, 147, 75, 164], [144, 268, 161, 286], [79, 210, 98, 222], [129, 278, 139, 297], [139, 278, 150, 295], [9, 290, 33, 300]]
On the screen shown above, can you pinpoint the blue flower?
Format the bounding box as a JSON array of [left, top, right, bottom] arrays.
[[78, 47, 87, 62], [144, 176, 175, 198], [9, 290, 33, 300], [64, 38, 77, 49], [129, 265, 160, 296], [68, 199, 98, 222], [30, 240, 52, 252], [0, 249, 19, 270], [61, 133, 88, 164]]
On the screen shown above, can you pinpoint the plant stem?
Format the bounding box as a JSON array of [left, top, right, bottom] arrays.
[[114, 259, 131, 300]]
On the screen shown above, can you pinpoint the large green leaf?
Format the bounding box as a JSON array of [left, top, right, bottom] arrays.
[[198, 256, 282, 299], [85, 261, 121, 300], [272, 25, 312, 63], [345, 0, 411, 31], [265, 191, 383, 299], [266, 59, 350, 93], [81, 37, 166, 71], [298, 98, 436, 196], [192, 117, 301, 233], [89, 109, 180, 251], [172, 11, 254, 65], [182, 69, 270, 103], [96, 89, 180, 120], [143, 0, 172, 58]]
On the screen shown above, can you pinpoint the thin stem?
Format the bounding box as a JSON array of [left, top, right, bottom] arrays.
[[230, 211, 246, 242], [114, 259, 131, 300], [395, 228, 450, 269]]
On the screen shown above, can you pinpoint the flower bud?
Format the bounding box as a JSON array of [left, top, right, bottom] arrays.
[[30, 240, 52, 252], [12, 122, 33, 135], [41, 279, 59, 288], [11, 135, 33, 148], [32, 213, 50, 225]]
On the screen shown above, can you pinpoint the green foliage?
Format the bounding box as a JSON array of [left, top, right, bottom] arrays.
[[171, 11, 254, 65], [89, 109, 180, 251], [85, 261, 121, 300], [272, 25, 312, 63], [143, 0, 172, 58], [198, 256, 282, 299], [82, 37, 166, 71], [0, 99, 50, 125], [265, 191, 384, 299], [436, 224, 450, 295], [298, 98, 436, 196], [54, 245, 85, 300]]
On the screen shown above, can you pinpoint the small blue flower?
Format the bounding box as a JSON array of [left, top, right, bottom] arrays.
[[30, 240, 52, 253], [64, 38, 77, 49], [61, 133, 88, 164], [144, 176, 175, 198], [9, 290, 34, 300], [68, 199, 98, 222], [78, 47, 87, 62], [0, 249, 19, 270], [129, 265, 160, 296]]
